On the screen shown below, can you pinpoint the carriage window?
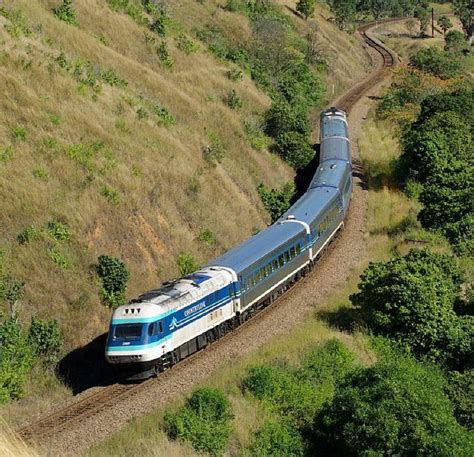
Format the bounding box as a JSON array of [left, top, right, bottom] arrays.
[[290, 247, 296, 258], [278, 255, 285, 267], [285, 251, 290, 262], [273, 259, 279, 270], [296, 243, 301, 255]]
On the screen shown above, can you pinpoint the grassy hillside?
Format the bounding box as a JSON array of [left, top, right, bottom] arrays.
[[0, 0, 369, 349]]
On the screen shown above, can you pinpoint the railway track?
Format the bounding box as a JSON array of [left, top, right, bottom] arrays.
[[17, 20, 399, 446]]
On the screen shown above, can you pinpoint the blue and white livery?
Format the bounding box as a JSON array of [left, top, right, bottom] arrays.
[[105, 107, 352, 380]]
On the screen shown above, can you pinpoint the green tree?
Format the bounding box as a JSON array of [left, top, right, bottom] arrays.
[[53, 0, 77, 25], [296, 0, 316, 19], [96, 255, 130, 308], [453, 0, 473, 45], [164, 388, 233, 456], [409, 46, 462, 79], [276, 131, 314, 170], [327, 0, 356, 30], [314, 355, 474, 456], [401, 111, 472, 182], [350, 249, 464, 362], [437, 15, 453, 36], [445, 29, 467, 54], [446, 369, 474, 430], [414, 6, 429, 36], [28, 317, 62, 366], [257, 182, 295, 223]]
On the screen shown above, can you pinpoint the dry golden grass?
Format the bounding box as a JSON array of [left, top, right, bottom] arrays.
[[0, 420, 39, 457]]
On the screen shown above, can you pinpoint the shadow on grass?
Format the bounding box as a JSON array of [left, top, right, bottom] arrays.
[[57, 332, 117, 394], [317, 306, 366, 333], [292, 144, 321, 201]]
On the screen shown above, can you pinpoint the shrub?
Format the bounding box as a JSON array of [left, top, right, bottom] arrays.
[[409, 47, 462, 80], [225, 89, 242, 109], [156, 41, 173, 68], [149, 10, 170, 37], [445, 29, 466, 54], [0, 275, 25, 314], [197, 228, 215, 246], [0, 146, 14, 163], [276, 131, 313, 169], [53, 0, 77, 25], [265, 100, 310, 138], [177, 253, 198, 276], [226, 68, 243, 81], [47, 220, 71, 242], [101, 68, 127, 88], [96, 255, 129, 308], [257, 181, 294, 223], [350, 249, 465, 363], [0, 317, 35, 403], [202, 131, 225, 166], [47, 247, 71, 269], [242, 119, 270, 150], [164, 388, 233, 456], [314, 355, 474, 456], [17, 225, 40, 245], [296, 0, 316, 19], [446, 369, 474, 430], [248, 419, 305, 456], [100, 185, 120, 205], [33, 167, 49, 180], [437, 15, 453, 36], [28, 317, 62, 366], [152, 104, 176, 126], [11, 127, 26, 141], [0, 7, 31, 38], [176, 34, 198, 55]]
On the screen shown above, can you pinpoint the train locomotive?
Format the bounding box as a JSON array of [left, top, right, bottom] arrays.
[[105, 107, 352, 380]]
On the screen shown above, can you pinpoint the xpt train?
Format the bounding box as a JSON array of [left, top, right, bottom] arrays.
[[105, 107, 352, 380]]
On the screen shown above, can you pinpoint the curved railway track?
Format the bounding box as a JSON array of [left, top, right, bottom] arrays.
[[17, 20, 398, 445]]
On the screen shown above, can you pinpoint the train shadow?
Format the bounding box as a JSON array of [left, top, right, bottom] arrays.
[[56, 332, 117, 395], [292, 144, 320, 201]]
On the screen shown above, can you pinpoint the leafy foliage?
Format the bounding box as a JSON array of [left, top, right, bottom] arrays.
[[409, 47, 462, 80], [350, 249, 467, 364], [47, 220, 71, 242], [96, 255, 130, 308], [225, 89, 243, 109], [164, 388, 233, 456], [177, 253, 199, 276], [445, 29, 467, 54], [296, 0, 316, 20], [257, 181, 295, 223], [314, 355, 474, 456], [53, 0, 77, 25], [276, 131, 314, 170], [28, 317, 62, 366], [446, 369, 474, 430]]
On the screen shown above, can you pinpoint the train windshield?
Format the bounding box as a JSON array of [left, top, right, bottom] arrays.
[[114, 324, 143, 339]]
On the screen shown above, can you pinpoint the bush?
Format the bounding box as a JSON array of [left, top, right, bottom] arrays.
[[225, 89, 242, 109], [11, 127, 26, 141], [149, 10, 170, 37], [226, 68, 243, 81], [276, 131, 313, 169], [0, 318, 35, 403], [409, 47, 462, 80], [152, 104, 176, 126], [28, 317, 62, 366], [47, 220, 71, 242], [156, 41, 173, 68], [101, 68, 127, 88], [445, 30, 467, 54], [446, 369, 474, 430], [265, 100, 310, 138], [176, 34, 198, 55], [96, 255, 129, 308], [242, 119, 270, 150], [53, 0, 77, 25], [257, 181, 294, 223], [164, 388, 233, 456], [314, 355, 474, 456], [248, 419, 305, 456], [177, 253, 198, 276], [100, 185, 120, 205], [47, 247, 71, 269], [350, 249, 464, 363], [17, 225, 40, 245], [197, 228, 215, 246]]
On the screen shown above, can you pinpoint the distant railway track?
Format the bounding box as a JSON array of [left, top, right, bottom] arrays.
[[17, 20, 398, 446]]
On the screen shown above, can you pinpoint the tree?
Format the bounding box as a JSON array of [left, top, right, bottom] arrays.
[[437, 15, 453, 36], [314, 355, 474, 456], [446, 369, 474, 430], [276, 131, 314, 170], [414, 6, 429, 36], [409, 46, 463, 79], [445, 29, 467, 54], [96, 255, 130, 308], [176, 253, 199, 276], [350, 249, 464, 362], [327, 0, 356, 31], [257, 182, 295, 223], [401, 111, 472, 182], [296, 0, 316, 19], [405, 18, 417, 37], [453, 0, 473, 45]]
